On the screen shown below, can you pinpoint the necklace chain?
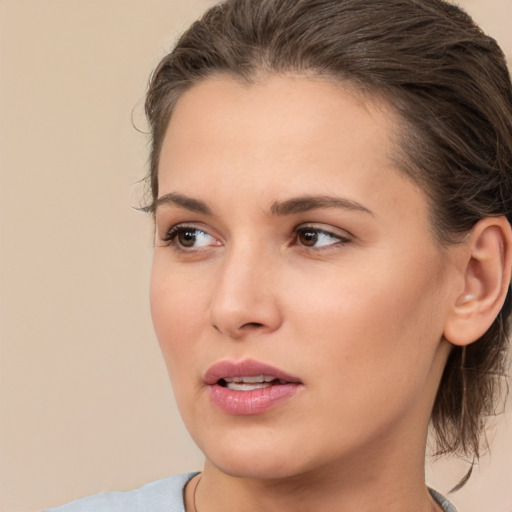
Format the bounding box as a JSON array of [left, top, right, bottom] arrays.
[[191, 474, 201, 512]]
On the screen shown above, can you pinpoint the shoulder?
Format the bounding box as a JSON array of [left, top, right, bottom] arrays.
[[42, 472, 198, 512]]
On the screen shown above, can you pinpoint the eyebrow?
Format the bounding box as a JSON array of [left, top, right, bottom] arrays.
[[270, 195, 374, 216], [156, 192, 212, 215], [155, 192, 373, 217]]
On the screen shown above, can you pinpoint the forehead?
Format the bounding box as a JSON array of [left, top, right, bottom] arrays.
[[157, 74, 429, 227], [166, 74, 394, 138], [161, 75, 398, 175]]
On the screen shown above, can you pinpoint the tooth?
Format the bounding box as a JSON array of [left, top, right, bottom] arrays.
[[227, 381, 273, 391], [223, 375, 273, 384], [241, 376, 264, 383]]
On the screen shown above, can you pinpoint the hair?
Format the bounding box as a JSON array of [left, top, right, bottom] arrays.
[[145, 0, 512, 468]]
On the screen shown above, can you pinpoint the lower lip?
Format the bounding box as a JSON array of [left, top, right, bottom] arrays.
[[208, 383, 301, 415]]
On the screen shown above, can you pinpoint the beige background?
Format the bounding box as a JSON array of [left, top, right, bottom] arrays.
[[0, 1, 511, 511]]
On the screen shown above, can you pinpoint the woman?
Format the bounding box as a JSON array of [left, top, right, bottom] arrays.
[[45, 0, 512, 511]]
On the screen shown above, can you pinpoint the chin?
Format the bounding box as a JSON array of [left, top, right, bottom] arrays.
[[210, 454, 308, 481], [195, 428, 314, 480]]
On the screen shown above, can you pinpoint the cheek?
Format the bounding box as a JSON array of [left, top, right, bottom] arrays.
[[287, 252, 448, 384], [149, 256, 209, 373], [282, 257, 449, 449]]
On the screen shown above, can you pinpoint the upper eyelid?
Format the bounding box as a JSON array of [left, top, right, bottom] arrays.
[[159, 221, 211, 237], [163, 224, 215, 241], [294, 223, 353, 239], [163, 223, 205, 233]]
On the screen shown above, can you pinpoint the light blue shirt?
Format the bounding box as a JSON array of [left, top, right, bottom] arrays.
[[42, 473, 196, 512]]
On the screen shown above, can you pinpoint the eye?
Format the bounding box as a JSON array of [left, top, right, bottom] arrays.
[[294, 226, 350, 248], [162, 224, 219, 250]]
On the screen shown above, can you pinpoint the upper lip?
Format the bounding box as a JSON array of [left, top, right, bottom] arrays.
[[204, 359, 302, 385]]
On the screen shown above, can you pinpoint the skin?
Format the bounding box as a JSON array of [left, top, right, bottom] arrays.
[[149, 75, 465, 512]]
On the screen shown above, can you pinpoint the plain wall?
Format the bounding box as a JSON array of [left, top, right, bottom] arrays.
[[0, 1, 511, 511]]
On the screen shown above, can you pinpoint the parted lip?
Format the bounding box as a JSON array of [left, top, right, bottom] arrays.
[[204, 359, 302, 385]]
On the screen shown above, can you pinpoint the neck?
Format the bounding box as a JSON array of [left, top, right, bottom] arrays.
[[185, 442, 441, 512]]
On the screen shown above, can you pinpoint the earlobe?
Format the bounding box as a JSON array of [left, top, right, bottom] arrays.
[[444, 216, 512, 347]]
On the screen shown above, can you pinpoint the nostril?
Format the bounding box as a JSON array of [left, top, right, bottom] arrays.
[[239, 322, 264, 330], [211, 321, 263, 335]]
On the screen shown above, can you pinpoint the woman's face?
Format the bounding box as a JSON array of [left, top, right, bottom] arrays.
[[150, 75, 458, 479]]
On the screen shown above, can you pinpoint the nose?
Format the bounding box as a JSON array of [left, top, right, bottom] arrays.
[[209, 243, 283, 339]]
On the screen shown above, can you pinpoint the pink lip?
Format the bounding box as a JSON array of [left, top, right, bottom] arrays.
[[204, 359, 301, 385], [204, 359, 303, 415]]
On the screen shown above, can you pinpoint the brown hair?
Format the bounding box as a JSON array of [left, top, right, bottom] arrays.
[[145, 0, 512, 465]]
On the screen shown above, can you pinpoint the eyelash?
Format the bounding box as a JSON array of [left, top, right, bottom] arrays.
[[161, 224, 352, 252], [293, 225, 351, 249], [161, 224, 217, 251]]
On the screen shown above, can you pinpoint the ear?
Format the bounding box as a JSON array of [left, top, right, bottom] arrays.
[[444, 216, 512, 347]]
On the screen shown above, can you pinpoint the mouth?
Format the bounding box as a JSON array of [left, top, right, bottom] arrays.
[[204, 358, 301, 387], [204, 359, 302, 415], [218, 375, 291, 391]]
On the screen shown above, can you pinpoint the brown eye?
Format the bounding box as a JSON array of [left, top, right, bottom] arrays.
[[297, 230, 319, 247], [177, 229, 198, 247], [295, 226, 349, 249], [163, 225, 218, 250]]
